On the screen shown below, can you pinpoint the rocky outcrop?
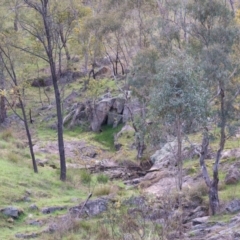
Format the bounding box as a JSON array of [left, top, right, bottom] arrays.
[[0, 206, 24, 218], [90, 98, 115, 132], [69, 197, 109, 218]]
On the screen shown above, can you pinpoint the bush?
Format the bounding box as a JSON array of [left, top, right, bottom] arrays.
[[187, 180, 208, 201], [97, 174, 109, 183], [80, 169, 92, 184], [1, 128, 13, 141], [7, 152, 20, 163], [94, 185, 111, 196]]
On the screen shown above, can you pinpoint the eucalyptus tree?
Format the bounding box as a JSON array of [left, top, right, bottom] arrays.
[[150, 53, 208, 191], [187, 0, 240, 215], [0, 32, 38, 173], [16, 0, 67, 180]]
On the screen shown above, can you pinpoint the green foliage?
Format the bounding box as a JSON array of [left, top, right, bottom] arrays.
[[80, 169, 92, 184], [7, 152, 20, 163], [97, 174, 109, 183], [151, 52, 209, 132], [92, 124, 123, 151]]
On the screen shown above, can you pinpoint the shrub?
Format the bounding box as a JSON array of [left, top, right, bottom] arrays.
[[1, 128, 13, 141], [94, 185, 111, 196], [7, 152, 20, 163], [187, 180, 208, 201], [97, 174, 109, 183], [80, 169, 92, 184]]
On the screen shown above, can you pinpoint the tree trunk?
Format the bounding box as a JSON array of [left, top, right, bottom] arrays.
[[0, 58, 6, 123], [59, 28, 70, 60], [199, 85, 226, 215], [51, 65, 66, 181], [41, 0, 66, 181], [19, 96, 38, 173], [209, 87, 226, 215], [176, 115, 182, 191]]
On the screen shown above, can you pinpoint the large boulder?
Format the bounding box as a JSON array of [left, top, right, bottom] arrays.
[[225, 167, 240, 185], [150, 141, 178, 169], [90, 98, 115, 132], [90, 97, 126, 131], [1, 206, 24, 218], [122, 100, 141, 123]]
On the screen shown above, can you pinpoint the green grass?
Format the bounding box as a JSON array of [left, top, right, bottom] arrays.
[[92, 124, 123, 151], [0, 157, 90, 239]]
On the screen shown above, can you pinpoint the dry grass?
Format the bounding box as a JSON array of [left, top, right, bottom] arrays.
[[0, 128, 13, 141], [93, 185, 111, 196]]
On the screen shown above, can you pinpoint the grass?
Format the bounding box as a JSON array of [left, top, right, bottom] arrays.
[[97, 174, 109, 184], [92, 124, 123, 151], [0, 157, 90, 239]]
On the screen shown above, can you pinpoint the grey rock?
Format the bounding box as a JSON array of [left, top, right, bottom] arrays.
[[91, 98, 114, 132], [226, 199, 240, 213], [122, 100, 141, 123], [29, 204, 38, 211], [41, 206, 66, 214], [26, 219, 43, 226], [70, 197, 109, 217], [1, 206, 24, 218], [15, 232, 41, 239], [113, 98, 125, 114], [225, 168, 240, 185], [192, 216, 209, 225]]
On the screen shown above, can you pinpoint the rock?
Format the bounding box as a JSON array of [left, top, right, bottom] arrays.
[[70, 197, 109, 217], [124, 196, 146, 208], [91, 98, 114, 132], [122, 100, 141, 123], [41, 206, 66, 214], [225, 168, 240, 185], [150, 141, 178, 169], [113, 98, 125, 114], [29, 204, 38, 211], [1, 206, 24, 218], [107, 110, 122, 127], [222, 148, 240, 159], [15, 232, 41, 239], [116, 125, 135, 138], [192, 216, 209, 225], [26, 219, 43, 226], [226, 199, 240, 213]]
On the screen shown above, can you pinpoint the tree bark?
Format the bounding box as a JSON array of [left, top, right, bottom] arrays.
[[176, 115, 183, 191], [19, 96, 38, 173], [209, 87, 226, 215], [40, 0, 66, 181], [199, 85, 226, 215], [0, 57, 6, 123]]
